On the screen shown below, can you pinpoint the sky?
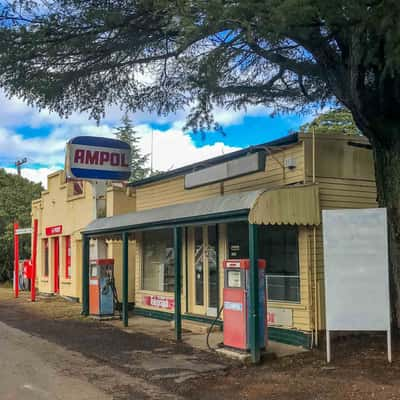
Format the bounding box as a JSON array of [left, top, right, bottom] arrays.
[[0, 90, 316, 188]]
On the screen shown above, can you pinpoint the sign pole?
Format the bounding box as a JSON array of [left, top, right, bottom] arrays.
[[326, 329, 331, 363], [14, 222, 19, 298], [31, 219, 38, 302], [387, 327, 392, 363]]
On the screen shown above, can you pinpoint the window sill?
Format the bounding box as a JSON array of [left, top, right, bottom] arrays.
[[137, 289, 175, 296], [41, 278, 49, 282], [61, 280, 72, 285], [268, 301, 307, 310], [67, 193, 85, 202]]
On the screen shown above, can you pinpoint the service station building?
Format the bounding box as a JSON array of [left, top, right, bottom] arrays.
[[31, 132, 376, 351]]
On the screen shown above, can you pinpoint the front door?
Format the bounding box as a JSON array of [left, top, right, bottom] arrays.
[[189, 225, 219, 316], [53, 237, 59, 293]]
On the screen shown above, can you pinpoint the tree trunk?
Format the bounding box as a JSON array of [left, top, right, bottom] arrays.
[[372, 137, 400, 329]]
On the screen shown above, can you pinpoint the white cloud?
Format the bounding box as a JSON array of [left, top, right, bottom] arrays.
[[5, 167, 59, 188], [214, 104, 270, 126], [0, 124, 115, 166], [1, 122, 240, 185], [136, 125, 240, 171]]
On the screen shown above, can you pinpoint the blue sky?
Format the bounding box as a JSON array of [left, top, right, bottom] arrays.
[[0, 91, 313, 186]]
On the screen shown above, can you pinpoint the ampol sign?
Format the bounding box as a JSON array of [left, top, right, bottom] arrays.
[[65, 136, 131, 181]]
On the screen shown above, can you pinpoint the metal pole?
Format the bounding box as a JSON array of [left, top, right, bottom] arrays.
[[326, 329, 331, 363], [14, 222, 19, 298], [81, 235, 90, 316], [31, 219, 38, 302], [174, 227, 182, 341], [122, 232, 129, 327], [248, 223, 260, 363], [387, 328, 392, 363]]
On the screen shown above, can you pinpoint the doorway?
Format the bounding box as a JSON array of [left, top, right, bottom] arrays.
[[53, 237, 60, 293], [189, 225, 219, 317]]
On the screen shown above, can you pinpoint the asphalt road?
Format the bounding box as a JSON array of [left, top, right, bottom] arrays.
[[0, 321, 112, 400], [0, 321, 182, 400]]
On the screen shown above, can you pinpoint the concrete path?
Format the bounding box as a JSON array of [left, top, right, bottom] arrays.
[[0, 321, 182, 400]]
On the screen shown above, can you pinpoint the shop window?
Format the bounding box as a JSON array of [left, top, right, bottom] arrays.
[[65, 236, 71, 279], [226, 222, 300, 303], [259, 226, 300, 303], [142, 229, 175, 292], [43, 239, 49, 277], [227, 221, 249, 259]]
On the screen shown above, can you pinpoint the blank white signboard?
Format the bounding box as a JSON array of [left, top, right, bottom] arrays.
[[322, 208, 391, 362]]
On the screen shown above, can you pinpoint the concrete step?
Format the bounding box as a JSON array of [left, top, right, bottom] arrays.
[[170, 319, 221, 334]]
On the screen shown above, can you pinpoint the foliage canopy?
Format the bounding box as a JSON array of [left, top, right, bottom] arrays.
[[0, 169, 42, 281], [1, 0, 399, 137], [113, 115, 151, 182], [300, 108, 361, 136]]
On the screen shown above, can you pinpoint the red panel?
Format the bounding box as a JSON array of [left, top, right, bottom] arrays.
[[31, 219, 38, 302], [91, 258, 114, 265], [223, 288, 247, 350], [46, 225, 63, 236], [14, 223, 19, 298], [65, 236, 71, 279], [53, 237, 59, 293], [223, 259, 266, 270], [89, 278, 100, 315]]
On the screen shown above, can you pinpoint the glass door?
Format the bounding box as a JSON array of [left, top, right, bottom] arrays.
[[207, 225, 218, 317], [189, 225, 219, 316]]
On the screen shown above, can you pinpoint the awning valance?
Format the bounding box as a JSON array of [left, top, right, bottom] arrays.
[[83, 184, 320, 236], [248, 184, 320, 226]]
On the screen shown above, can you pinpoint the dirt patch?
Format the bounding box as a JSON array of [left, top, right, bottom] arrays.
[[1, 288, 400, 400]]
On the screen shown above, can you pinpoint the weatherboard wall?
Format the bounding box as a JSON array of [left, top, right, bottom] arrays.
[[132, 142, 314, 333], [302, 134, 377, 332], [135, 143, 306, 211]]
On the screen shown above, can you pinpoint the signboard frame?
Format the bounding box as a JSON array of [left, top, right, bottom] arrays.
[[65, 136, 131, 181], [322, 208, 391, 363]]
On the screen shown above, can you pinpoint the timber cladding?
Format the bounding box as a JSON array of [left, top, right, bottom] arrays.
[[131, 135, 376, 337]]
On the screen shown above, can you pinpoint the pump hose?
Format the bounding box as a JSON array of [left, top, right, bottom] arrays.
[[206, 305, 224, 351], [109, 277, 122, 319]]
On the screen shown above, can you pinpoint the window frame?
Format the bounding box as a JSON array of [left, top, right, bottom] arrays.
[[43, 238, 49, 277], [141, 229, 175, 293], [226, 222, 301, 304], [260, 225, 301, 304]]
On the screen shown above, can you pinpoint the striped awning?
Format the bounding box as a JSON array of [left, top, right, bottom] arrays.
[[248, 184, 320, 226]]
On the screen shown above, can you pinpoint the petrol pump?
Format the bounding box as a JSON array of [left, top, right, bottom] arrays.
[[89, 259, 115, 317], [223, 259, 267, 351]]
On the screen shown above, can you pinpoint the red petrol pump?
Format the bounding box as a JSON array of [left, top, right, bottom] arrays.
[[223, 259, 267, 351], [13, 220, 38, 301]]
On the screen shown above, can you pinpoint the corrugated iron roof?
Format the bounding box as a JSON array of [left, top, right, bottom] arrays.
[[83, 190, 263, 235], [83, 184, 320, 236]]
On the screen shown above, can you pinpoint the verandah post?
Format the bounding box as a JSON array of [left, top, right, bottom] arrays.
[[174, 227, 182, 341], [14, 222, 19, 298], [122, 231, 129, 327], [248, 223, 260, 363], [82, 234, 90, 316]]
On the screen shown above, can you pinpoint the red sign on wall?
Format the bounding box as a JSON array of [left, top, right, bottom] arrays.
[[143, 295, 175, 310], [45, 225, 63, 236]]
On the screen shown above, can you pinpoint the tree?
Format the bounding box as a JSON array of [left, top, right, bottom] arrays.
[[300, 108, 361, 135], [0, 169, 42, 281], [114, 115, 151, 182], [1, 1, 400, 322]]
